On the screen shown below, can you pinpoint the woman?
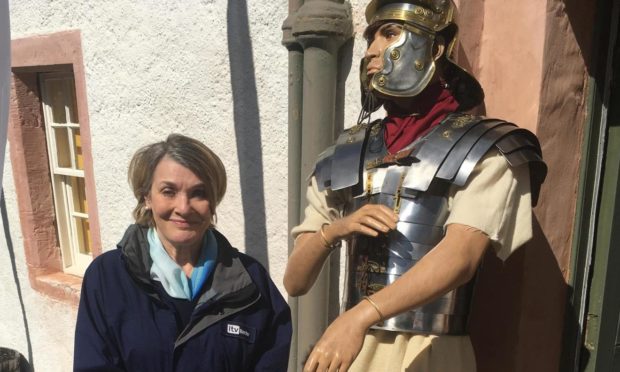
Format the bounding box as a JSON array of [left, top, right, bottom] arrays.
[[74, 134, 291, 371]]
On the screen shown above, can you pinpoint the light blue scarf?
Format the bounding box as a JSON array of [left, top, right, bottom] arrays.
[[148, 227, 218, 300]]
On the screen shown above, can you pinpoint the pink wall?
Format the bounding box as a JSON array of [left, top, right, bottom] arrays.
[[453, 1, 595, 371], [455, 0, 546, 131]]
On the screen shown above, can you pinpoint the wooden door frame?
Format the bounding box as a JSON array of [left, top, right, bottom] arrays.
[[563, 0, 620, 370]]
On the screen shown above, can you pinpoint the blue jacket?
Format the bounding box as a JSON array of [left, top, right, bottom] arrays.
[[74, 225, 291, 371]]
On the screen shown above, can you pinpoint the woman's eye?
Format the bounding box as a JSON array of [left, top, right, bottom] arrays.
[[192, 189, 207, 199], [161, 189, 175, 197]]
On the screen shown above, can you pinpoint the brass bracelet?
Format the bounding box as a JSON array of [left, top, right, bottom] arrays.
[[363, 296, 384, 322], [319, 223, 337, 251]]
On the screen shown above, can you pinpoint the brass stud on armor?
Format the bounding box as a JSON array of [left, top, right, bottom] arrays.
[[377, 75, 386, 87], [390, 49, 400, 60], [415, 60, 424, 71], [370, 123, 382, 137], [451, 114, 472, 128]]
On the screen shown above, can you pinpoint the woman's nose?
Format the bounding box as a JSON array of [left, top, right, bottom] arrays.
[[174, 194, 191, 214]]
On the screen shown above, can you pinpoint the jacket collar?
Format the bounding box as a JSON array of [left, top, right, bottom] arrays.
[[118, 224, 257, 306]]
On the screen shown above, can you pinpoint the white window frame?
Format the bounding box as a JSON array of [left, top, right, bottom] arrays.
[[40, 71, 92, 275]]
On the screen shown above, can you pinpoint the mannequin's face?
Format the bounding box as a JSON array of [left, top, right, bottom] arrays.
[[364, 23, 403, 79]]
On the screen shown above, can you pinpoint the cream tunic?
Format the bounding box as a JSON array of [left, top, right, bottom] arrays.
[[292, 150, 533, 372]]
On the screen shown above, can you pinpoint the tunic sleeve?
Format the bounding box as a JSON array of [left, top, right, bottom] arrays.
[[291, 176, 345, 239], [445, 151, 533, 261]]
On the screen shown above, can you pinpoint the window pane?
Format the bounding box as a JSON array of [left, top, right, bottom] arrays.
[[67, 79, 79, 124], [46, 79, 67, 124], [73, 129, 83, 170], [54, 128, 71, 168], [70, 176, 88, 214], [74, 217, 92, 255]]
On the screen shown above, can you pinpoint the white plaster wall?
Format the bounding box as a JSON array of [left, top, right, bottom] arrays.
[[1, 3, 78, 371], [1, 0, 371, 370], [1, 142, 79, 371], [3, 0, 294, 370]]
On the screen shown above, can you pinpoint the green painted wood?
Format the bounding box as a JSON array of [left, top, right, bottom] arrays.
[[582, 11, 620, 371], [564, 0, 620, 370], [583, 125, 620, 371]]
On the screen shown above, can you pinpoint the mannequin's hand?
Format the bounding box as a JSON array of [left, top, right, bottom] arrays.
[[325, 204, 398, 243], [303, 304, 377, 372]]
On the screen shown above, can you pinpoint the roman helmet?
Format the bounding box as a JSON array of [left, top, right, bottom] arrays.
[[360, 0, 484, 112]]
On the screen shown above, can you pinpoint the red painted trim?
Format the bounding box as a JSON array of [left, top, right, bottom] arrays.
[[9, 30, 102, 306], [11, 30, 102, 258]]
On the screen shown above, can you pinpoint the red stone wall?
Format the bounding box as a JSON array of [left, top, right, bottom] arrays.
[[9, 72, 62, 273], [9, 30, 102, 306]]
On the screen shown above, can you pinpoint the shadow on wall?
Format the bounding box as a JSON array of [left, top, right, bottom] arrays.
[[469, 217, 576, 372], [1, 192, 33, 367], [226, 0, 269, 270], [563, 0, 597, 75]]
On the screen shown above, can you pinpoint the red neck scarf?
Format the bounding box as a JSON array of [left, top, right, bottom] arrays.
[[383, 83, 459, 153]]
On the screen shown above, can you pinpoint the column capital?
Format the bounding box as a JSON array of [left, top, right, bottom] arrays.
[[284, 1, 353, 51]]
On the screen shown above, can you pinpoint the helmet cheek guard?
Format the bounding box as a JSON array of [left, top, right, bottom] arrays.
[[360, 0, 485, 112], [370, 27, 436, 98]]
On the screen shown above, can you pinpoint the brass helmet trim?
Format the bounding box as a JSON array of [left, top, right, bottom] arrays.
[[368, 2, 454, 33], [360, 0, 485, 112]]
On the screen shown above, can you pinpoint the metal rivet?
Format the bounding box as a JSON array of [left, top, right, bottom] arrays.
[[390, 49, 400, 60], [415, 60, 424, 71], [377, 75, 386, 86]]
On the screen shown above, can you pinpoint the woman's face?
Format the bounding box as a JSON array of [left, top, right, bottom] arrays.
[[145, 156, 212, 253]]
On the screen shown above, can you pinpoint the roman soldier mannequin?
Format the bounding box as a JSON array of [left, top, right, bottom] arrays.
[[284, 1, 547, 371]]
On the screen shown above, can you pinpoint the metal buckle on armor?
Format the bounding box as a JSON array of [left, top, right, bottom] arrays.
[[366, 148, 416, 169], [366, 171, 374, 198], [393, 172, 406, 214]]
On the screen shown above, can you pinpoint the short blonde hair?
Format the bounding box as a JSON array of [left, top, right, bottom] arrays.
[[128, 134, 227, 226]]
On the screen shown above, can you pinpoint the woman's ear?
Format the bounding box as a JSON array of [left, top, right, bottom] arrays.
[[433, 35, 446, 61], [144, 195, 152, 209]]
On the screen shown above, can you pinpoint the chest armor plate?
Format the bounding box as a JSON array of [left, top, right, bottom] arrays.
[[314, 113, 547, 335], [345, 166, 470, 334]]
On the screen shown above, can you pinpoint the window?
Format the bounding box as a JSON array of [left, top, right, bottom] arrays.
[[40, 72, 92, 275], [9, 30, 101, 305]]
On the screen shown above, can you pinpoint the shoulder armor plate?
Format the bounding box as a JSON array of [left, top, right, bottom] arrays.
[[315, 114, 546, 205], [402, 113, 547, 205], [314, 120, 383, 192]]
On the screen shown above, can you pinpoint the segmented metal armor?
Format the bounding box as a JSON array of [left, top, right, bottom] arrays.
[[313, 113, 547, 334]]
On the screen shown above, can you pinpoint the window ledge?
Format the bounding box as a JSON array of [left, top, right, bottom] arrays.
[[30, 270, 82, 307]]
